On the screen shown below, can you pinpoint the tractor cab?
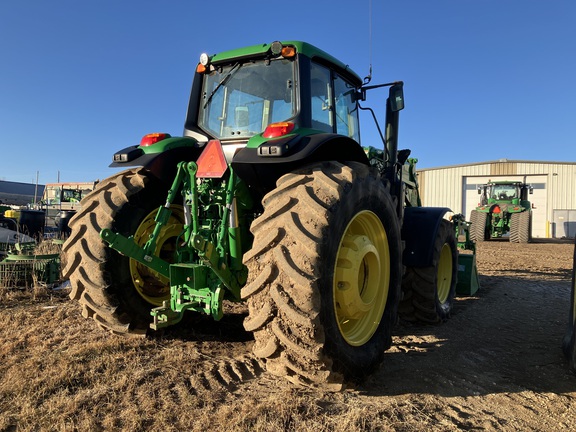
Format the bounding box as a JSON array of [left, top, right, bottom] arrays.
[[184, 41, 363, 151], [488, 183, 519, 203], [478, 181, 533, 208]]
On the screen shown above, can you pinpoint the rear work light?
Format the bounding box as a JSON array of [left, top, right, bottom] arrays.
[[270, 41, 296, 59], [262, 122, 295, 138], [140, 133, 171, 147], [196, 53, 211, 73]]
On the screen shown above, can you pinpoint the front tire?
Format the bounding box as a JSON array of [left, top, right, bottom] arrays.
[[563, 237, 576, 373], [62, 168, 184, 335], [242, 161, 403, 388], [400, 219, 458, 323]]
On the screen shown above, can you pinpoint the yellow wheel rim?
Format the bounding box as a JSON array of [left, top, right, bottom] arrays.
[[333, 210, 390, 346], [129, 205, 185, 306], [437, 243, 453, 304]]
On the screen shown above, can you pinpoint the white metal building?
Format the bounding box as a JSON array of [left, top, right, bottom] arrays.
[[0, 180, 45, 207], [416, 159, 576, 239]]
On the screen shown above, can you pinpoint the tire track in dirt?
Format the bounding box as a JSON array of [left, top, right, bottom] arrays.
[[186, 355, 266, 394]]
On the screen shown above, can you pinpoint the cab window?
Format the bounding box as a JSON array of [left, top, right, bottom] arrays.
[[199, 58, 295, 139], [310, 63, 332, 132], [310, 62, 360, 142], [334, 74, 360, 142]]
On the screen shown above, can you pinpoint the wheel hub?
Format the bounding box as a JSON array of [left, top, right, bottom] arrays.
[[130, 206, 185, 306], [335, 234, 380, 319], [333, 210, 390, 346]]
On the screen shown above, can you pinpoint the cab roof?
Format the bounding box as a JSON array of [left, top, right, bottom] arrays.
[[206, 40, 363, 87]]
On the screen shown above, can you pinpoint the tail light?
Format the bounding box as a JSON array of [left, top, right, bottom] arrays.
[[140, 133, 171, 147], [262, 122, 295, 138]]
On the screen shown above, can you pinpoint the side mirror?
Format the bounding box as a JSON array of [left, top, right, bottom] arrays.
[[389, 83, 404, 112]]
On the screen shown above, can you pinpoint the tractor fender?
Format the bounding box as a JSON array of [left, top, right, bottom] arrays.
[[402, 207, 452, 267], [109, 138, 203, 185], [231, 133, 369, 196]]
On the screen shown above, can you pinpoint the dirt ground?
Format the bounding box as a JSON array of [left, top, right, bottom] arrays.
[[1, 239, 575, 431]]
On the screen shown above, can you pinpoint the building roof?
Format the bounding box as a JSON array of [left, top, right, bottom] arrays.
[[0, 180, 45, 196], [417, 159, 576, 172]]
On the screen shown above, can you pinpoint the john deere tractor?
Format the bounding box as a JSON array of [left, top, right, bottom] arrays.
[[470, 180, 533, 243], [563, 237, 576, 374], [63, 41, 464, 388]]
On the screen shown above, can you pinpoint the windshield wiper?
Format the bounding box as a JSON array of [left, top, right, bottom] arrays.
[[203, 62, 241, 109]]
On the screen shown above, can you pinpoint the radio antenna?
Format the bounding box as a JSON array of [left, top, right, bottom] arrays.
[[363, 0, 373, 85]]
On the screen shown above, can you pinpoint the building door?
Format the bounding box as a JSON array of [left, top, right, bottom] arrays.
[[552, 209, 576, 238]]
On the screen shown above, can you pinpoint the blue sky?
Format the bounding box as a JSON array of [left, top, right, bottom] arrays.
[[1, 0, 574, 185]]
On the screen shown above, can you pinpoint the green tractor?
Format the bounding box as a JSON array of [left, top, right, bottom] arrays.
[[469, 180, 533, 243], [63, 41, 465, 388], [563, 237, 576, 374]]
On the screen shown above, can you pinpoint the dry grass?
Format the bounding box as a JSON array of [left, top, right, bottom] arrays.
[[0, 253, 433, 432], [32, 239, 63, 255], [0, 289, 417, 431]]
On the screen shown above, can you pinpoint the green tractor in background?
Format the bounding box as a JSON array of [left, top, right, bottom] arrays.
[[470, 180, 533, 243], [63, 41, 470, 388]]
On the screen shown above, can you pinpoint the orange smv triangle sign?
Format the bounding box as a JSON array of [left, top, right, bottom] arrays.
[[196, 139, 228, 178]]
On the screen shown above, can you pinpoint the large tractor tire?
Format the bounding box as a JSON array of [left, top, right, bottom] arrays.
[[510, 211, 531, 243], [469, 210, 488, 242], [399, 219, 458, 324], [242, 161, 403, 389], [562, 237, 576, 373], [62, 168, 184, 335]]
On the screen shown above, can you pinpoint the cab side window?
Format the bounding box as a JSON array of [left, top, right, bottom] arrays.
[[334, 74, 360, 142], [309, 62, 360, 141], [310, 63, 333, 132]]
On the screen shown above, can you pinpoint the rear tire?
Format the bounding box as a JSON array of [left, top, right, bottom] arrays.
[[400, 219, 458, 323], [62, 168, 184, 335], [470, 210, 488, 242], [562, 237, 576, 373], [242, 161, 403, 389]]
